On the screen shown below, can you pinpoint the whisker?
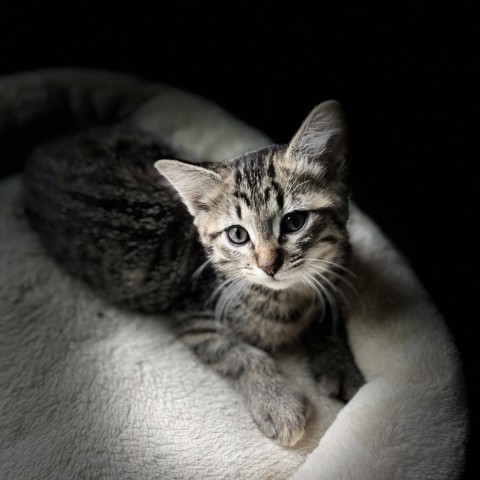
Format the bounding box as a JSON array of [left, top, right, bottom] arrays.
[[306, 262, 360, 301], [216, 274, 244, 316], [205, 274, 242, 308], [298, 272, 319, 314], [220, 278, 249, 324], [214, 277, 240, 316], [304, 270, 339, 334], [214, 276, 246, 323], [191, 257, 214, 289], [192, 257, 213, 280], [306, 266, 352, 317], [305, 259, 366, 317], [217, 280, 242, 321], [303, 257, 357, 279], [299, 271, 327, 323]]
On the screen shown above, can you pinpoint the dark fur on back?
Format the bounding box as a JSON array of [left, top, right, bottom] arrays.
[[24, 126, 210, 313]]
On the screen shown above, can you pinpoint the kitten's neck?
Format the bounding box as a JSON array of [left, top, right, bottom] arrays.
[[227, 281, 322, 349]]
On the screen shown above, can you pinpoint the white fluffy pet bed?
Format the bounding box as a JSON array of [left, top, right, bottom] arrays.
[[0, 70, 468, 479]]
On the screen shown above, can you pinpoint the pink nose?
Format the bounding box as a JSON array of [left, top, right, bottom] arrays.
[[258, 252, 283, 277], [261, 264, 281, 276]]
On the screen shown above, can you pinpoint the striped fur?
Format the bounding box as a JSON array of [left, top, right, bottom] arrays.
[[25, 100, 362, 446], [156, 100, 362, 445]]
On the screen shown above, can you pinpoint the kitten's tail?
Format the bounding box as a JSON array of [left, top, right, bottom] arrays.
[[0, 68, 165, 176]]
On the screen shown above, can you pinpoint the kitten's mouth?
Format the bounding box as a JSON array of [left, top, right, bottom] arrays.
[[248, 272, 299, 291]]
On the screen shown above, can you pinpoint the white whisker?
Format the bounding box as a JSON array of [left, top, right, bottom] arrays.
[[191, 257, 214, 289], [315, 267, 360, 300], [205, 274, 242, 308], [306, 266, 352, 316], [299, 272, 319, 311], [299, 271, 327, 323], [215, 277, 247, 323], [221, 278, 248, 324], [306, 262, 359, 301], [304, 270, 339, 333], [303, 256, 357, 279]]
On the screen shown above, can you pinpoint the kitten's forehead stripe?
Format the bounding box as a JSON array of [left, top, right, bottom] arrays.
[[230, 147, 287, 211], [233, 191, 252, 208], [267, 154, 276, 179], [243, 154, 265, 193], [272, 180, 284, 209], [236, 204, 242, 220]]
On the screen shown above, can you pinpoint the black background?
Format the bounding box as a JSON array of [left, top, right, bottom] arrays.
[[1, 2, 478, 477]]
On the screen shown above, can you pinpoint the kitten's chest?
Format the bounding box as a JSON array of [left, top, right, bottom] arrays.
[[231, 288, 317, 349]]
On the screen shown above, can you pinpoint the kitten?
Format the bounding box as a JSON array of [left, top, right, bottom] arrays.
[[24, 100, 363, 446]]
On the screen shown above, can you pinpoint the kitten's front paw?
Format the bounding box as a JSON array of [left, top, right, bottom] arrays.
[[310, 336, 364, 402], [249, 387, 310, 447]]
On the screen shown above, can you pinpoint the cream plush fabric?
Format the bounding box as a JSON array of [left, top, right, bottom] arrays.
[[0, 70, 468, 479]]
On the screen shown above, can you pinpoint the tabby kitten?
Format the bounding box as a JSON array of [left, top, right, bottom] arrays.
[[24, 100, 362, 446]]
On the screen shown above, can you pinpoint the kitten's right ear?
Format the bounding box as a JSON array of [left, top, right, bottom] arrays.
[[154, 159, 221, 216], [286, 100, 348, 182]]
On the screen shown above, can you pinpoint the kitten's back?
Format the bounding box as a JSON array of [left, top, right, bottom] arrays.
[[24, 125, 208, 313]]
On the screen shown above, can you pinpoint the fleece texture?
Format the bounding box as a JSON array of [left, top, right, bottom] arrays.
[[0, 75, 468, 479]]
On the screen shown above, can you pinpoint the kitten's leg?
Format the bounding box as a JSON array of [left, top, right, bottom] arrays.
[[308, 335, 365, 402], [177, 312, 310, 446]]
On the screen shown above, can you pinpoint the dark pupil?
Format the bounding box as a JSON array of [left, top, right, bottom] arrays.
[[228, 226, 249, 244], [282, 211, 307, 233]]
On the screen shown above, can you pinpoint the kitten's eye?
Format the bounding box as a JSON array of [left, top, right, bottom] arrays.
[[226, 226, 250, 245], [281, 211, 308, 233]]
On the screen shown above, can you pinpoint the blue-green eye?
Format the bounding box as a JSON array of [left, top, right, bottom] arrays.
[[281, 211, 308, 233], [226, 226, 250, 245]]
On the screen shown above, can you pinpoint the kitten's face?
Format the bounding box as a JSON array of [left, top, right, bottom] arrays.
[[155, 100, 350, 292], [191, 147, 349, 291]]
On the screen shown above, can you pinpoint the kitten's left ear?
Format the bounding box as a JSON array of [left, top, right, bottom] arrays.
[[154, 159, 221, 217], [286, 100, 348, 181]]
